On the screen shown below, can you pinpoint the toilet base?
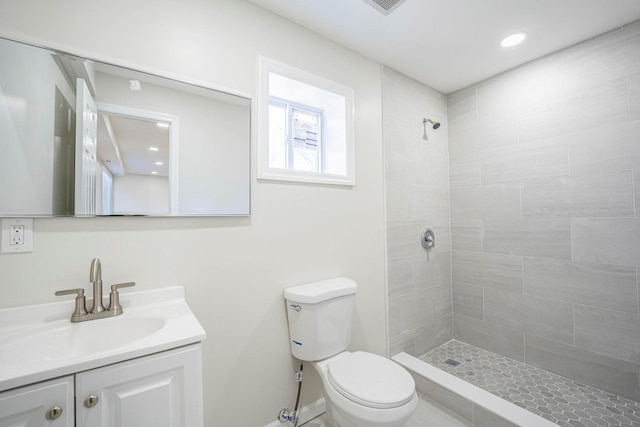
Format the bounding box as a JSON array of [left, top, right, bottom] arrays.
[[326, 395, 418, 427]]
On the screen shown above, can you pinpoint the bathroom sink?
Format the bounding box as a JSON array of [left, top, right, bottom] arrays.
[[0, 317, 165, 365], [0, 286, 206, 392]]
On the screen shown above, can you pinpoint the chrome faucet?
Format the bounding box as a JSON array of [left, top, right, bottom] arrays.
[[89, 258, 105, 314], [56, 258, 135, 322]]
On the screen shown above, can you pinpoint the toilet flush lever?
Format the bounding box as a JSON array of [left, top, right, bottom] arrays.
[[289, 304, 301, 312]]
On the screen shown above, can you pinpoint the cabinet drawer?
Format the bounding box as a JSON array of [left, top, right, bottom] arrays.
[[0, 376, 74, 427]]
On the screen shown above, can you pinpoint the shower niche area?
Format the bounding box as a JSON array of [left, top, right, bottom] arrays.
[[384, 21, 640, 427]]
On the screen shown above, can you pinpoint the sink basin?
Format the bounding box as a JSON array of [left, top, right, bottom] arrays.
[[0, 286, 206, 392], [0, 317, 166, 365]]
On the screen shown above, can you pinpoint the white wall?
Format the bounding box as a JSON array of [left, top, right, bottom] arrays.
[[113, 174, 169, 215], [0, 1, 386, 426]]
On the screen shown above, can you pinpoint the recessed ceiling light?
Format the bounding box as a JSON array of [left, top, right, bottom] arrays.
[[157, 122, 169, 128], [149, 146, 159, 151], [155, 161, 163, 166], [500, 32, 527, 48]]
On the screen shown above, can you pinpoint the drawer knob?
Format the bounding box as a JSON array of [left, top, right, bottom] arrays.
[[45, 406, 63, 420], [84, 395, 99, 408]]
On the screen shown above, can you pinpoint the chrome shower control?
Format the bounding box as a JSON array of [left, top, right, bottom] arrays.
[[421, 228, 435, 250]]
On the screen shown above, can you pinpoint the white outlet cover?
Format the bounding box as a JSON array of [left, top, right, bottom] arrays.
[[1, 218, 33, 253]]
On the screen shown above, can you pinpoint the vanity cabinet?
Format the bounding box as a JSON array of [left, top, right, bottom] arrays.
[[76, 344, 203, 427], [0, 344, 202, 427], [0, 376, 74, 426]]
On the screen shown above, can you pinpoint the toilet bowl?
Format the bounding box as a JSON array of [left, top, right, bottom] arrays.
[[312, 351, 418, 427]]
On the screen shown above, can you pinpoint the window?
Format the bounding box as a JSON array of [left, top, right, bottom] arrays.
[[258, 57, 355, 186], [269, 99, 322, 172]]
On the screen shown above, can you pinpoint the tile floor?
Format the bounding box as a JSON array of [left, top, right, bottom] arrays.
[[301, 394, 473, 427], [421, 340, 640, 427]]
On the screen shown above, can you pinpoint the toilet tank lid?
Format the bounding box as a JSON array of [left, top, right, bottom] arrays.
[[284, 278, 357, 304]]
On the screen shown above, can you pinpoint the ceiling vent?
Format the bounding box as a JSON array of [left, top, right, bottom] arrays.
[[361, 0, 408, 15]]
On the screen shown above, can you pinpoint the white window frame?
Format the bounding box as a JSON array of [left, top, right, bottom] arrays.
[[257, 56, 356, 186], [270, 97, 323, 172]]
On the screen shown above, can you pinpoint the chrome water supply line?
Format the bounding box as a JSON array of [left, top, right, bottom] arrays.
[[278, 362, 304, 426]]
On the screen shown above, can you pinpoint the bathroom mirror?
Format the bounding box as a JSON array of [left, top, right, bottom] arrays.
[[0, 36, 250, 217]]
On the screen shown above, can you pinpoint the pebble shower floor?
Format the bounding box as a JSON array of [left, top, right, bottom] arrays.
[[421, 340, 640, 427]]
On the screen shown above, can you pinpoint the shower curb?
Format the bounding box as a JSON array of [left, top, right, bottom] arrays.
[[393, 352, 557, 427]]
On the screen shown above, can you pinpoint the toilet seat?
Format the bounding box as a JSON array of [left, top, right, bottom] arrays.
[[327, 351, 415, 409]]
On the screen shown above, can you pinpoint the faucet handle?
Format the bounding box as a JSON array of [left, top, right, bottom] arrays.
[[55, 288, 85, 297], [107, 282, 135, 315], [55, 288, 88, 321], [110, 282, 135, 291]]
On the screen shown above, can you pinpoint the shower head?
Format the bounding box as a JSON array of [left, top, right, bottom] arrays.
[[422, 118, 441, 140], [423, 118, 441, 130]]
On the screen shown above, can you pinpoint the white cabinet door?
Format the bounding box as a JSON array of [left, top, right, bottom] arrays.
[[75, 344, 203, 427], [74, 77, 98, 216], [0, 376, 74, 427]]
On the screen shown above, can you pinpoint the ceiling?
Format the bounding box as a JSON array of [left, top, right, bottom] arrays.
[[248, 0, 640, 94], [97, 114, 170, 178]]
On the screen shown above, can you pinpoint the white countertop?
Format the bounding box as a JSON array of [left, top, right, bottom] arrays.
[[0, 286, 206, 392]]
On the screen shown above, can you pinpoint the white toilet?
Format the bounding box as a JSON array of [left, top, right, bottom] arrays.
[[284, 278, 418, 427]]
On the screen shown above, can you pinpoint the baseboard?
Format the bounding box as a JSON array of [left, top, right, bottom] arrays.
[[263, 398, 325, 427]]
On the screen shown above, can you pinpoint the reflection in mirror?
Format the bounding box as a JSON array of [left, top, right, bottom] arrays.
[[92, 99, 178, 216], [52, 87, 76, 215], [98, 113, 171, 216], [0, 36, 250, 217]]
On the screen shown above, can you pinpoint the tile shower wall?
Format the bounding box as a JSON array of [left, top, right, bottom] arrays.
[[448, 20, 640, 402], [383, 67, 452, 357]]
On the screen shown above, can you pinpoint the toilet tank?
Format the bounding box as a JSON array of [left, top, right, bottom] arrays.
[[284, 278, 357, 361]]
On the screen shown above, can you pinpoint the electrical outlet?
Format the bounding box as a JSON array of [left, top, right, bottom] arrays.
[[1, 218, 33, 253], [10, 225, 24, 245]]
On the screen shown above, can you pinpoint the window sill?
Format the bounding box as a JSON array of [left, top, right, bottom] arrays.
[[257, 169, 355, 187]]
